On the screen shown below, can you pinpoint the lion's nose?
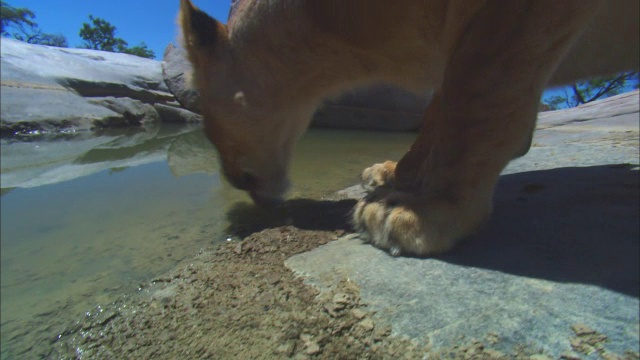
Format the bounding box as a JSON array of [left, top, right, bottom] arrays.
[[225, 170, 257, 191]]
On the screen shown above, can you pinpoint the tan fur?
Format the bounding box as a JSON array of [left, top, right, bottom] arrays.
[[180, 0, 639, 256]]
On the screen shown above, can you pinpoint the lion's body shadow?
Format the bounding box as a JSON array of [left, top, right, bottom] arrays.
[[444, 164, 639, 297]]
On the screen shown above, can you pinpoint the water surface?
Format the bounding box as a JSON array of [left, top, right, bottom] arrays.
[[0, 124, 414, 358]]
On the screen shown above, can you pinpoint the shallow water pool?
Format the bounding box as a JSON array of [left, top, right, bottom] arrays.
[[0, 124, 414, 358]]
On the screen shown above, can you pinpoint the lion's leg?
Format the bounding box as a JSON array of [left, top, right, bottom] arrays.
[[514, 120, 536, 159], [353, 1, 599, 256], [354, 91, 503, 255]]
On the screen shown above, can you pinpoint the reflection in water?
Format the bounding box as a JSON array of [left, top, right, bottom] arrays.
[[0, 124, 415, 357]]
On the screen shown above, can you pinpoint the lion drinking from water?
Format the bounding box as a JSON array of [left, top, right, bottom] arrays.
[[179, 0, 638, 256]]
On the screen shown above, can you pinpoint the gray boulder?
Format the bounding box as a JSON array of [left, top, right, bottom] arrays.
[[1, 38, 169, 96], [0, 39, 201, 137], [87, 97, 160, 127], [0, 85, 123, 136], [153, 103, 202, 124], [313, 85, 431, 131], [162, 43, 201, 113]]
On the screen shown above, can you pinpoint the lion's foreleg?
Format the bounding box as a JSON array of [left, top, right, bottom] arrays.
[[353, 1, 599, 256]]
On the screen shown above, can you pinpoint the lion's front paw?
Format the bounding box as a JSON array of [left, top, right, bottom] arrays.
[[352, 191, 489, 256], [360, 160, 397, 191]]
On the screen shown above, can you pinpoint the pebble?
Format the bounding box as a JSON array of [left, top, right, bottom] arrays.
[[234, 243, 243, 255], [275, 343, 293, 355], [305, 341, 321, 355], [359, 319, 375, 331], [529, 355, 553, 360], [332, 293, 350, 305], [372, 324, 392, 340], [560, 352, 582, 360], [601, 352, 625, 360], [484, 349, 506, 358], [571, 323, 596, 336], [265, 274, 281, 285], [324, 303, 343, 318], [351, 308, 367, 319]]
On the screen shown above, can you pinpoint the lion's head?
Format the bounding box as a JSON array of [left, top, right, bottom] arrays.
[[179, 0, 315, 206]]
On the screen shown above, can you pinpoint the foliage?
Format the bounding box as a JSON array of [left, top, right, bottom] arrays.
[[0, 1, 67, 47], [78, 15, 127, 51], [1, 4, 154, 56], [79, 15, 155, 58], [121, 42, 155, 59], [0, 1, 34, 36], [543, 72, 639, 110]]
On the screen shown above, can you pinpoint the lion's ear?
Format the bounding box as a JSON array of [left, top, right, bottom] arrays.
[[179, 0, 228, 57]]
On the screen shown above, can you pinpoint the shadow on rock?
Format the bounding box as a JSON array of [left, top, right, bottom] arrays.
[[441, 163, 639, 297], [225, 198, 357, 238]]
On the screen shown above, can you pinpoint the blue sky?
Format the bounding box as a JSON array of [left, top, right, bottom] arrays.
[[5, 0, 232, 59]]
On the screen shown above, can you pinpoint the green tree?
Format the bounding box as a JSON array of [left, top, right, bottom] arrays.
[[78, 15, 127, 51], [78, 15, 155, 58], [0, 1, 35, 36], [22, 32, 68, 47], [543, 72, 639, 110], [122, 42, 155, 59], [1, 1, 67, 47]]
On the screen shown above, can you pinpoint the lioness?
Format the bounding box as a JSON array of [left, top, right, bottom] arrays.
[[179, 0, 638, 256]]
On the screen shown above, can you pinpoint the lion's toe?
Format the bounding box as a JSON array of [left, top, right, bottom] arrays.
[[360, 161, 397, 191], [352, 191, 487, 256]]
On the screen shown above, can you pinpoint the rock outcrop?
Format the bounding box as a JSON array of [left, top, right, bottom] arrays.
[[161, 43, 201, 113], [0, 39, 201, 138], [313, 85, 430, 131]]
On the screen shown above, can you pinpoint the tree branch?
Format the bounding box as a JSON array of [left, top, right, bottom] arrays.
[[585, 73, 627, 103], [571, 83, 586, 105]]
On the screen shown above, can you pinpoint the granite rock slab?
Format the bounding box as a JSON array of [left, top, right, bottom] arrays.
[[1, 39, 201, 137]]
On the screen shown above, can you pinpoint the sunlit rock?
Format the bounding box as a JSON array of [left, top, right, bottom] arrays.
[[0, 39, 201, 138]]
